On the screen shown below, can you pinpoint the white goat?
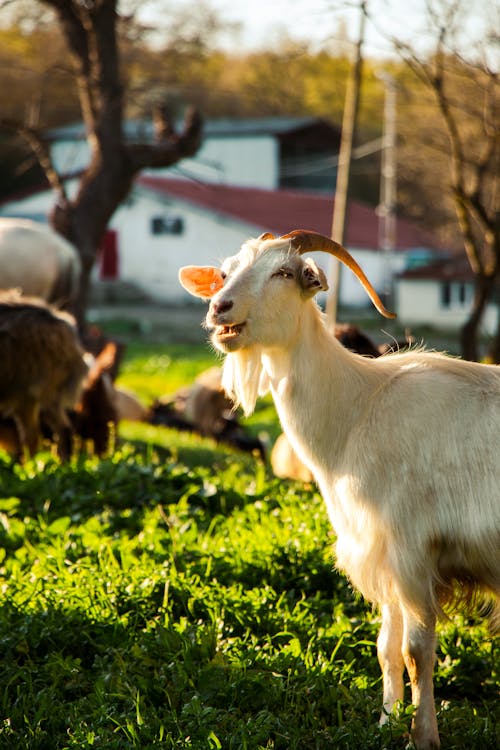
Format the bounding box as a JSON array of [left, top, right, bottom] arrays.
[[0, 217, 81, 307], [179, 230, 500, 750]]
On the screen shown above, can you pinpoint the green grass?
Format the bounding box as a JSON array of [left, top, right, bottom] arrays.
[[116, 342, 219, 403], [0, 342, 498, 749]]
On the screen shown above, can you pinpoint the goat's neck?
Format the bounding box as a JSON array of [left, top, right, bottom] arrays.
[[261, 305, 378, 472]]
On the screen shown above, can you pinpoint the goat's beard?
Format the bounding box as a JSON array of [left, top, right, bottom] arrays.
[[221, 348, 269, 416]]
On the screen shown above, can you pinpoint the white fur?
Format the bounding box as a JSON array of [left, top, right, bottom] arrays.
[[0, 217, 81, 306], [205, 236, 500, 750]]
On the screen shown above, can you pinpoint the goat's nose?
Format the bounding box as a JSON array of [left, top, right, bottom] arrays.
[[212, 299, 233, 315]]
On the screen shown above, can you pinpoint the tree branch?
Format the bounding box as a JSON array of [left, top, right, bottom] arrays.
[[0, 119, 68, 205], [128, 107, 203, 171], [39, 0, 100, 137]]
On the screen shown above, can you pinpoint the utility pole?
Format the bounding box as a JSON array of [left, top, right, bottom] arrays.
[[325, 0, 367, 326], [378, 73, 397, 306]]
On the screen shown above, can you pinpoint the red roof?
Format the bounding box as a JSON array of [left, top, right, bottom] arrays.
[[137, 176, 436, 252]]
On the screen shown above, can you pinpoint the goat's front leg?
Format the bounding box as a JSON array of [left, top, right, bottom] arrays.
[[402, 607, 440, 750], [377, 601, 404, 724], [15, 399, 40, 458]]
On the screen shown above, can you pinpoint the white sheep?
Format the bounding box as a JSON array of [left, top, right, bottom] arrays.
[[179, 230, 500, 750], [0, 217, 81, 307]]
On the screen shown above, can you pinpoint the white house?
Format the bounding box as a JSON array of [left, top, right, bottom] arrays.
[[396, 257, 498, 335], [48, 116, 342, 192], [0, 115, 449, 315], [0, 172, 436, 308]]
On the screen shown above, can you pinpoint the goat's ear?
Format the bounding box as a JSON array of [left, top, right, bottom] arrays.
[[300, 258, 329, 297], [179, 265, 225, 299]]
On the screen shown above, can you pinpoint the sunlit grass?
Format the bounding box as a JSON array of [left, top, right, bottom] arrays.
[[116, 342, 219, 403], [0, 342, 497, 749]]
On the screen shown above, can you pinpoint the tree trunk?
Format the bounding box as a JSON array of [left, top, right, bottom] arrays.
[[0, 1, 205, 334], [460, 274, 495, 361], [487, 298, 500, 364], [49, 156, 135, 332]]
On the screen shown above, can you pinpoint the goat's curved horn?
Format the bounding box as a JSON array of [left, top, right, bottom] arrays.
[[258, 232, 276, 241], [281, 229, 396, 319]]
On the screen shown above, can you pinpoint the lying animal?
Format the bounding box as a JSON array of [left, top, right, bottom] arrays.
[[150, 367, 266, 460]]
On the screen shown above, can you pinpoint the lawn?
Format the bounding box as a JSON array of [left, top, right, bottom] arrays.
[[0, 338, 498, 749]]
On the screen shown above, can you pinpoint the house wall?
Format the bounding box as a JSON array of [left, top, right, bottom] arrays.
[[0, 188, 59, 217], [0, 184, 408, 309], [109, 192, 262, 302], [51, 140, 89, 175], [147, 136, 279, 189], [111, 195, 408, 307], [51, 134, 279, 190], [309, 249, 407, 310], [396, 278, 498, 334], [0, 186, 262, 303], [6, 122, 409, 310]]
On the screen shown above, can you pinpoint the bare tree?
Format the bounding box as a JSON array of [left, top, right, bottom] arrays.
[[394, 1, 499, 361], [1, 0, 202, 330]]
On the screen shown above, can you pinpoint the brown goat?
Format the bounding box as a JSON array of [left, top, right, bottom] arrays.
[[0, 417, 22, 458], [334, 323, 382, 358], [0, 292, 88, 458], [335, 323, 414, 357], [150, 367, 266, 459], [183, 367, 234, 436], [70, 342, 119, 456]]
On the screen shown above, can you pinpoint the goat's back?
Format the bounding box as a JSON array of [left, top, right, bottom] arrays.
[[325, 350, 500, 624], [0, 218, 80, 304], [0, 297, 87, 409]]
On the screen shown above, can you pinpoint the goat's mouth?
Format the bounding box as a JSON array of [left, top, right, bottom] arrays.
[[215, 322, 246, 341], [211, 321, 247, 351]]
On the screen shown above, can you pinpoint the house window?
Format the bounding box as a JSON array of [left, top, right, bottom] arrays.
[[151, 216, 184, 235], [441, 281, 451, 308], [458, 283, 467, 305], [440, 281, 472, 309]]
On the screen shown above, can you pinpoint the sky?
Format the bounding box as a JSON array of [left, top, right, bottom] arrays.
[[138, 0, 450, 57], [137, 0, 495, 60], [210, 0, 431, 56]]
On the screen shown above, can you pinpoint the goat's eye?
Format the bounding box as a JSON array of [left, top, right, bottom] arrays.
[[220, 271, 227, 280], [272, 268, 294, 279]]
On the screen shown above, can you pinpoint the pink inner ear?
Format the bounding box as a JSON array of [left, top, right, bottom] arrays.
[[179, 265, 225, 299]]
